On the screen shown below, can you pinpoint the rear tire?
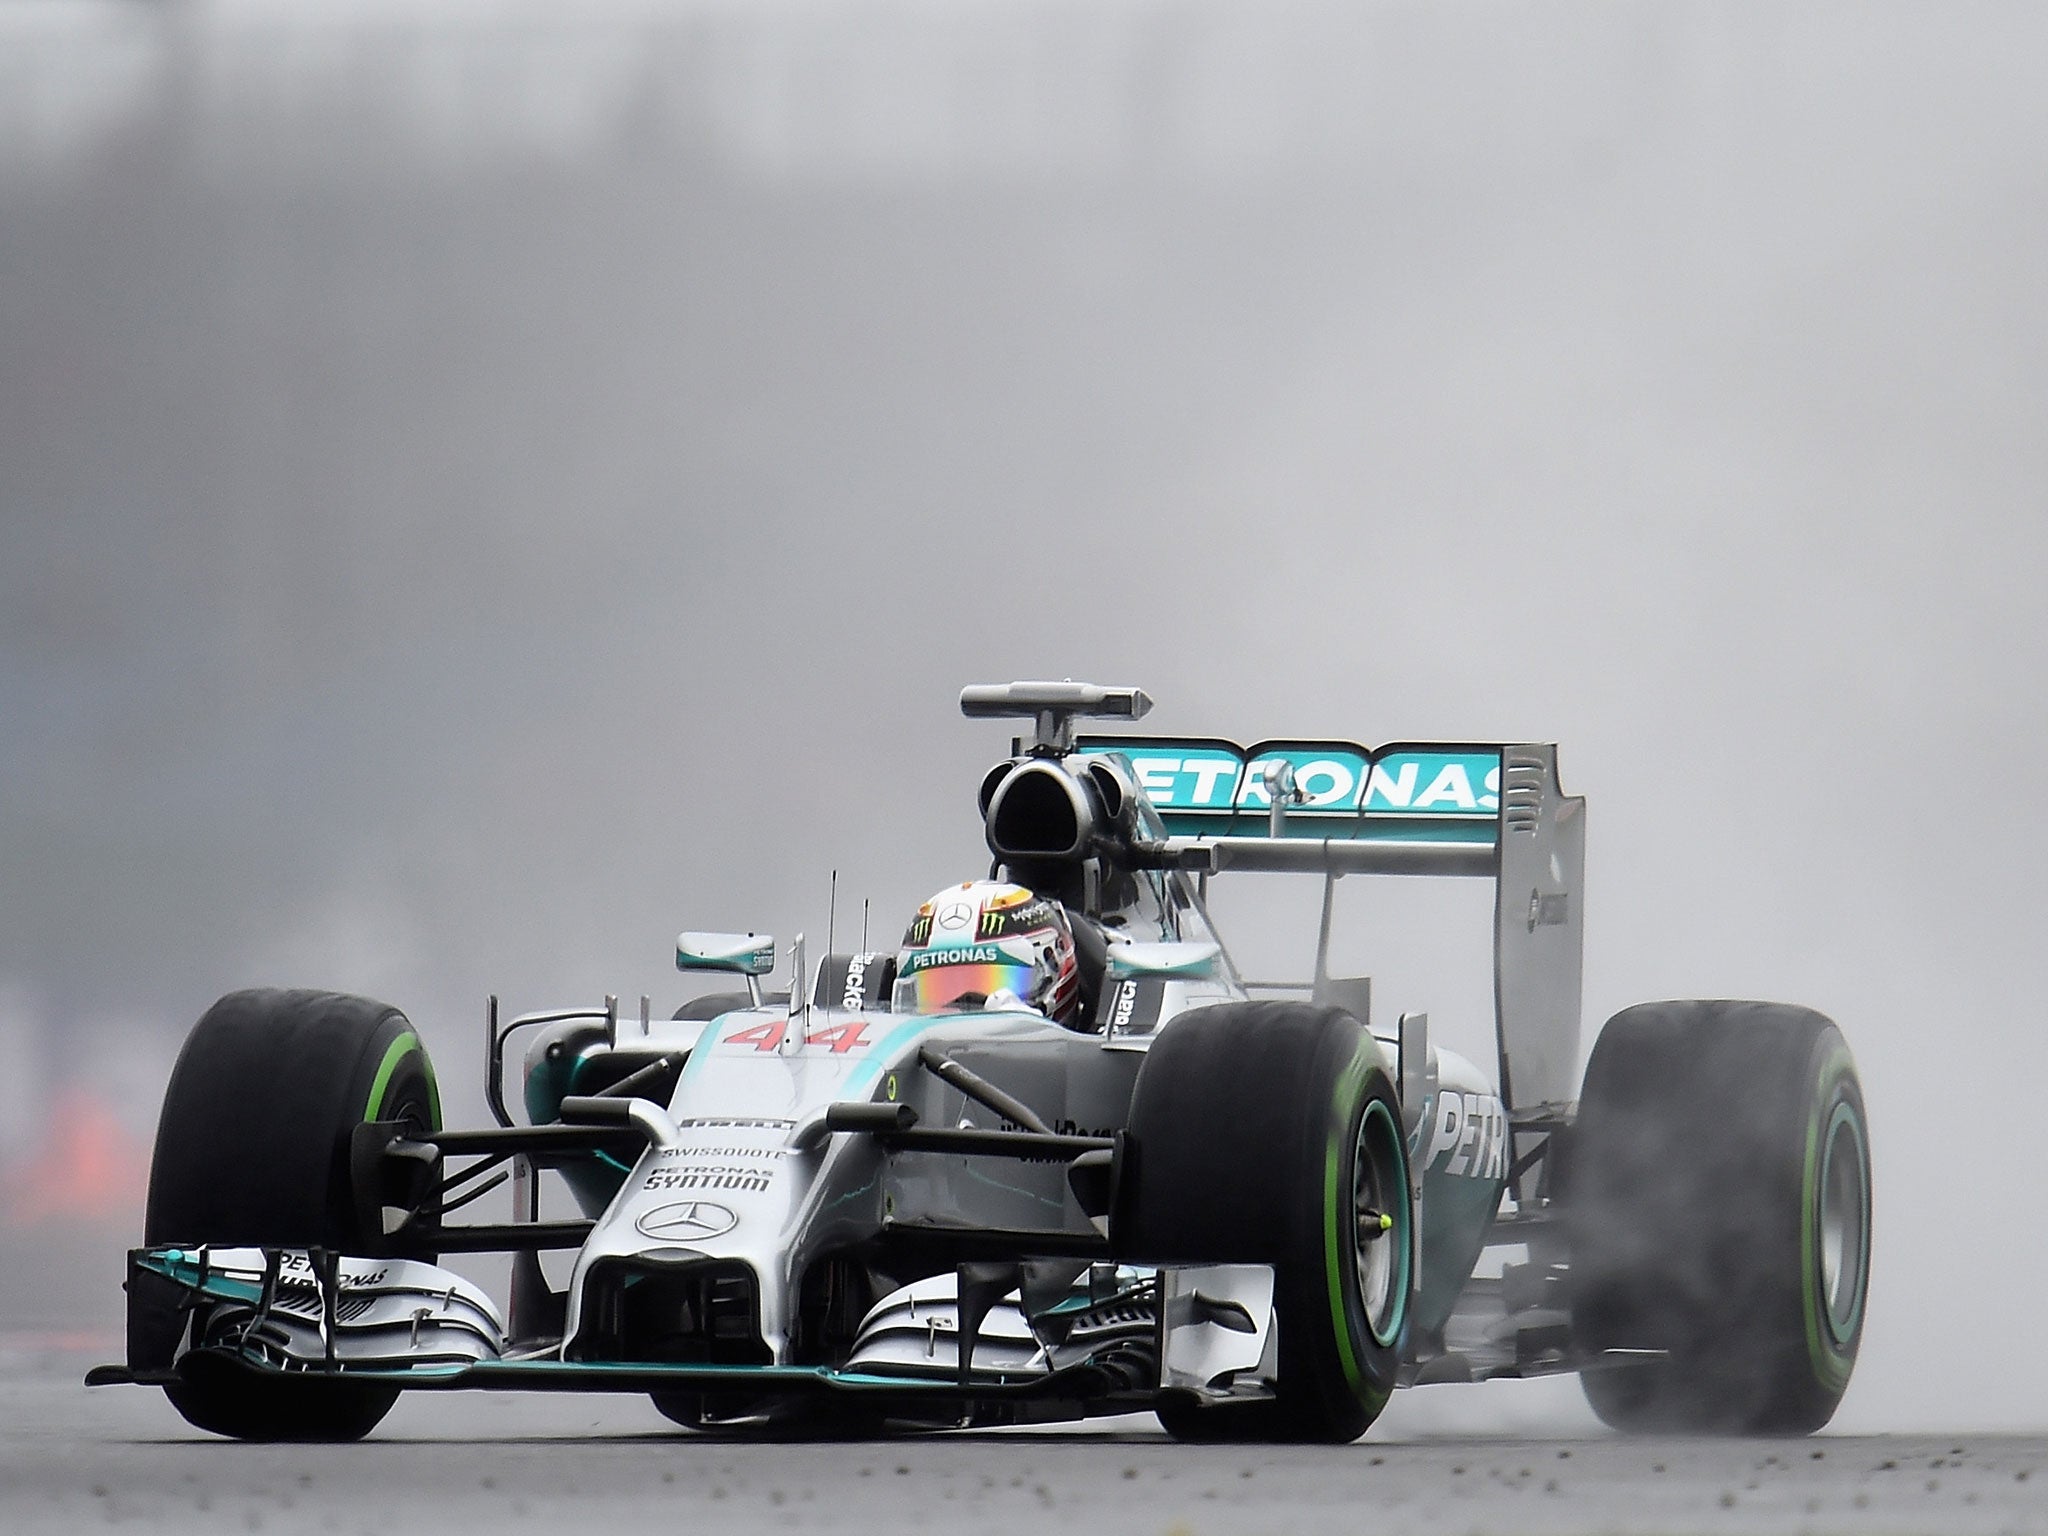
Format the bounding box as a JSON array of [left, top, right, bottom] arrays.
[[1569, 1000, 1870, 1434], [1119, 1002, 1412, 1443], [144, 988, 441, 1442]]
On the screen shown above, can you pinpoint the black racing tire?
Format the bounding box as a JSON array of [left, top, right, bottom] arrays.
[[1118, 1001, 1413, 1444], [144, 988, 442, 1442], [1569, 1000, 1871, 1435]]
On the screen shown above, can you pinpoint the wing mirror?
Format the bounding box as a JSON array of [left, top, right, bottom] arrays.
[[675, 932, 778, 976], [1105, 942, 1221, 982]]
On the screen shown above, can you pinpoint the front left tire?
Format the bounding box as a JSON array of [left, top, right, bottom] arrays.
[[1118, 1001, 1413, 1443], [143, 988, 441, 1441]]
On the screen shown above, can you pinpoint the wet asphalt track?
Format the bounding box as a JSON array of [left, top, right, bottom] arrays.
[[4, 1352, 2043, 1536]]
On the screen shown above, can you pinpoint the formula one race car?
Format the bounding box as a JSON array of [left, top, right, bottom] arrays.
[[91, 682, 1871, 1442]]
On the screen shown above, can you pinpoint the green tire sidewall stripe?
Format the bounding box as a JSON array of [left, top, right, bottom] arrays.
[[1323, 1033, 1407, 1400], [1800, 1040, 1864, 1392], [364, 1028, 441, 1129]]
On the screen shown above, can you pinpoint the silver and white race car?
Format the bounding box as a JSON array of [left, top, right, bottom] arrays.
[[92, 682, 1872, 1441]]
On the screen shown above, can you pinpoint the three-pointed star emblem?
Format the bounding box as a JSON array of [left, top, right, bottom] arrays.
[[635, 1200, 740, 1242]]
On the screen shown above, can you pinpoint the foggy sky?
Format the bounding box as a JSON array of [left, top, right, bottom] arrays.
[[3, 0, 2044, 1429]]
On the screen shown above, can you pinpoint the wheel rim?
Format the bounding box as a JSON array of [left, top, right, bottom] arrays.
[[1817, 1100, 1868, 1344], [1352, 1098, 1409, 1347]]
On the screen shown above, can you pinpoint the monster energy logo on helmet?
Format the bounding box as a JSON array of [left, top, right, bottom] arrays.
[[979, 899, 1053, 936]]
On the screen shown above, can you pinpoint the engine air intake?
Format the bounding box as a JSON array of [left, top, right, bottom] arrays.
[[984, 760, 1095, 861]]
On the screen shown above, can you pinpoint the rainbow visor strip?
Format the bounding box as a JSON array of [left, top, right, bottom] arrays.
[[896, 936, 1044, 1014]]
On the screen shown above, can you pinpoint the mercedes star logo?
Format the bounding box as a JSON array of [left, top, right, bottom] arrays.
[[634, 1200, 740, 1242]]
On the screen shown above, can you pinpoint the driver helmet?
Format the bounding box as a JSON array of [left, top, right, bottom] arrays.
[[893, 880, 1079, 1022]]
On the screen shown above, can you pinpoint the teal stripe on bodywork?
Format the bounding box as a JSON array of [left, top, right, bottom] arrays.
[[843, 1013, 985, 1096], [143, 1252, 266, 1304], [341, 1358, 999, 1388], [662, 1011, 752, 1116], [670, 1010, 763, 1089]]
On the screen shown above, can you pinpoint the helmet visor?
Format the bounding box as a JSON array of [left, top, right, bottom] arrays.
[[893, 938, 1043, 1015], [899, 959, 1039, 1014]]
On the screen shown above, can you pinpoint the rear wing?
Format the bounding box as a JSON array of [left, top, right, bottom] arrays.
[[1079, 736, 1586, 1113]]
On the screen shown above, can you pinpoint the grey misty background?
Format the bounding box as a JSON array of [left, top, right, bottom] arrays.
[[2, 0, 2042, 1433]]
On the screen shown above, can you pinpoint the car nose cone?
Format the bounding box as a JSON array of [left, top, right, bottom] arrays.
[[635, 1200, 739, 1242]]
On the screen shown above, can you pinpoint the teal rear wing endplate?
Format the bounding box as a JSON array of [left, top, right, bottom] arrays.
[[1078, 735, 1586, 1113]]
